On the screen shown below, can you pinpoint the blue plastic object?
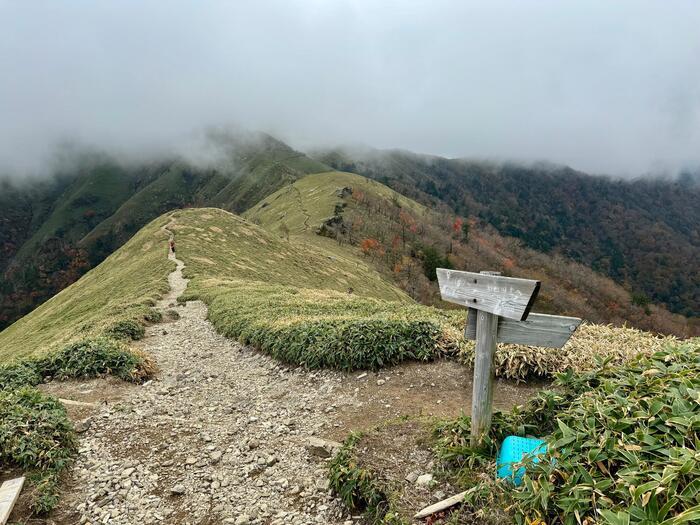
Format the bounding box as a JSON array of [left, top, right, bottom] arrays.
[[496, 436, 547, 486]]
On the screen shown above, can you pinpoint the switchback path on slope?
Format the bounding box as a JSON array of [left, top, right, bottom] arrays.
[[44, 216, 539, 525]]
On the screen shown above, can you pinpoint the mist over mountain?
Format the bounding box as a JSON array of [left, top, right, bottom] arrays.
[[1, 133, 698, 337], [2, 1, 700, 177], [1, 2, 699, 329]]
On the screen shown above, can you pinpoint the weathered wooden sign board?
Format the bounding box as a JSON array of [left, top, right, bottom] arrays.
[[437, 269, 581, 446], [437, 269, 540, 321], [464, 310, 581, 348], [0, 477, 24, 525]]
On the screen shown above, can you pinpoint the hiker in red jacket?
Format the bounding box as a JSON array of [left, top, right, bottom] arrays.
[[169, 240, 175, 254]]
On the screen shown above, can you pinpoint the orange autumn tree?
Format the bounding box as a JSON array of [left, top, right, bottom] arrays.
[[360, 238, 383, 258]]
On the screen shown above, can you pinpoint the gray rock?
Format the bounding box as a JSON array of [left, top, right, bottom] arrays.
[[305, 437, 342, 458], [405, 471, 419, 483], [170, 484, 186, 495], [416, 473, 434, 486]]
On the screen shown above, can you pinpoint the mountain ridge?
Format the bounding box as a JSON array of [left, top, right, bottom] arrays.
[[0, 133, 330, 329], [1, 134, 697, 335]]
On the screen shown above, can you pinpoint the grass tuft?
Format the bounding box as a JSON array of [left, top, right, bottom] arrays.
[[462, 321, 675, 381], [188, 280, 465, 370], [329, 433, 407, 524], [0, 337, 155, 390], [0, 387, 77, 513], [105, 319, 146, 341]]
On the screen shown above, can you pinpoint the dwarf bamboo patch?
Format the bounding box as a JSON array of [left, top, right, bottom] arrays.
[[435, 342, 700, 525]]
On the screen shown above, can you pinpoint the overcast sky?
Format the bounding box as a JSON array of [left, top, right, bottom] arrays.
[[1, 0, 699, 176]]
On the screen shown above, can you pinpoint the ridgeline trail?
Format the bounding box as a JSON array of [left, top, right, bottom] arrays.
[[50, 216, 349, 524], [40, 215, 537, 525]]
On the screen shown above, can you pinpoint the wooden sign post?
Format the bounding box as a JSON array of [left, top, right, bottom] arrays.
[[437, 269, 581, 446]]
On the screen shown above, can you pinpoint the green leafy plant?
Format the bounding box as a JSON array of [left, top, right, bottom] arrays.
[[106, 319, 146, 340], [435, 342, 700, 525], [329, 433, 407, 524], [0, 387, 77, 513], [0, 337, 154, 390], [194, 280, 465, 371]]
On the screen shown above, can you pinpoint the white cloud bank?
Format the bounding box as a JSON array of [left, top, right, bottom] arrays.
[[1, 0, 699, 176]]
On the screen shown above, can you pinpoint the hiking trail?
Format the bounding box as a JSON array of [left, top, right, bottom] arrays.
[[51, 216, 350, 524], [43, 214, 538, 525]]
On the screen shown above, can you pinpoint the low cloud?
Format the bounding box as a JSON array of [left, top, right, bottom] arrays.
[[1, 1, 699, 177]]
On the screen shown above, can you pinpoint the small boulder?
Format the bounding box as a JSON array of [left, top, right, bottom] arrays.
[[170, 484, 186, 495], [416, 474, 433, 486], [305, 437, 342, 458]]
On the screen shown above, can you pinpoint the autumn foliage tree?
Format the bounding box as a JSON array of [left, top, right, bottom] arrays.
[[360, 238, 383, 258]]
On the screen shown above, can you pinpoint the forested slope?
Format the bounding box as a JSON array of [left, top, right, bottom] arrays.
[[246, 171, 693, 336], [315, 147, 700, 319]]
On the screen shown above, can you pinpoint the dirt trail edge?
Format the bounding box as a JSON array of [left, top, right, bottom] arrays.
[[54, 216, 350, 525]]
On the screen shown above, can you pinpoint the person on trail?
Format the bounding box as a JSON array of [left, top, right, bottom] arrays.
[[169, 240, 175, 254]]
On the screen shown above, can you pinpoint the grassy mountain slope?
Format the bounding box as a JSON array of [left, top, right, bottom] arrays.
[[246, 171, 425, 235], [0, 134, 329, 330], [80, 162, 226, 260], [1, 205, 674, 378], [246, 171, 693, 336], [0, 207, 411, 363], [206, 136, 330, 212], [176, 207, 406, 302], [4, 135, 696, 337], [315, 148, 700, 320], [0, 216, 173, 362]]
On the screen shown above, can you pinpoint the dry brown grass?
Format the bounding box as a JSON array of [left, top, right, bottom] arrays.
[[460, 322, 677, 380]]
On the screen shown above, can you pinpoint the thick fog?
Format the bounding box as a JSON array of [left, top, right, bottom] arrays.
[[1, 0, 699, 176]]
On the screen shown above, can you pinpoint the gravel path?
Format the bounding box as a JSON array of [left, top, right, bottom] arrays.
[[57, 223, 352, 524], [46, 221, 539, 525]]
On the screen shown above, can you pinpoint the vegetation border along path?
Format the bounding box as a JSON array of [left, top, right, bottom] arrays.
[[432, 341, 700, 525]]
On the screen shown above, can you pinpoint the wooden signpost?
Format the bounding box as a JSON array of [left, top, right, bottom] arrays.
[[437, 269, 581, 446]]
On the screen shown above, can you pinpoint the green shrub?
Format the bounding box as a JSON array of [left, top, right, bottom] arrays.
[[329, 433, 406, 524], [0, 387, 76, 513], [143, 308, 163, 323], [0, 337, 154, 391], [0, 360, 43, 390], [193, 280, 465, 371], [189, 279, 673, 378], [40, 337, 154, 382], [105, 319, 145, 340], [435, 342, 700, 525]]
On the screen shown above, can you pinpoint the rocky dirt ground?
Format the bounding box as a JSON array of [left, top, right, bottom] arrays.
[[21, 227, 539, 525]]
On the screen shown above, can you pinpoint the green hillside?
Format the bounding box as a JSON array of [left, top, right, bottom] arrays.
[[5, 135, 696, 337], [5, 203, 673, 380], [0, 133, 329, 330], [0, 216, 174, 362], [245, 170, 693, 336], [245, 171, 425, 236], [176, 207, 407, 302], [0, 207, 416, 364]]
